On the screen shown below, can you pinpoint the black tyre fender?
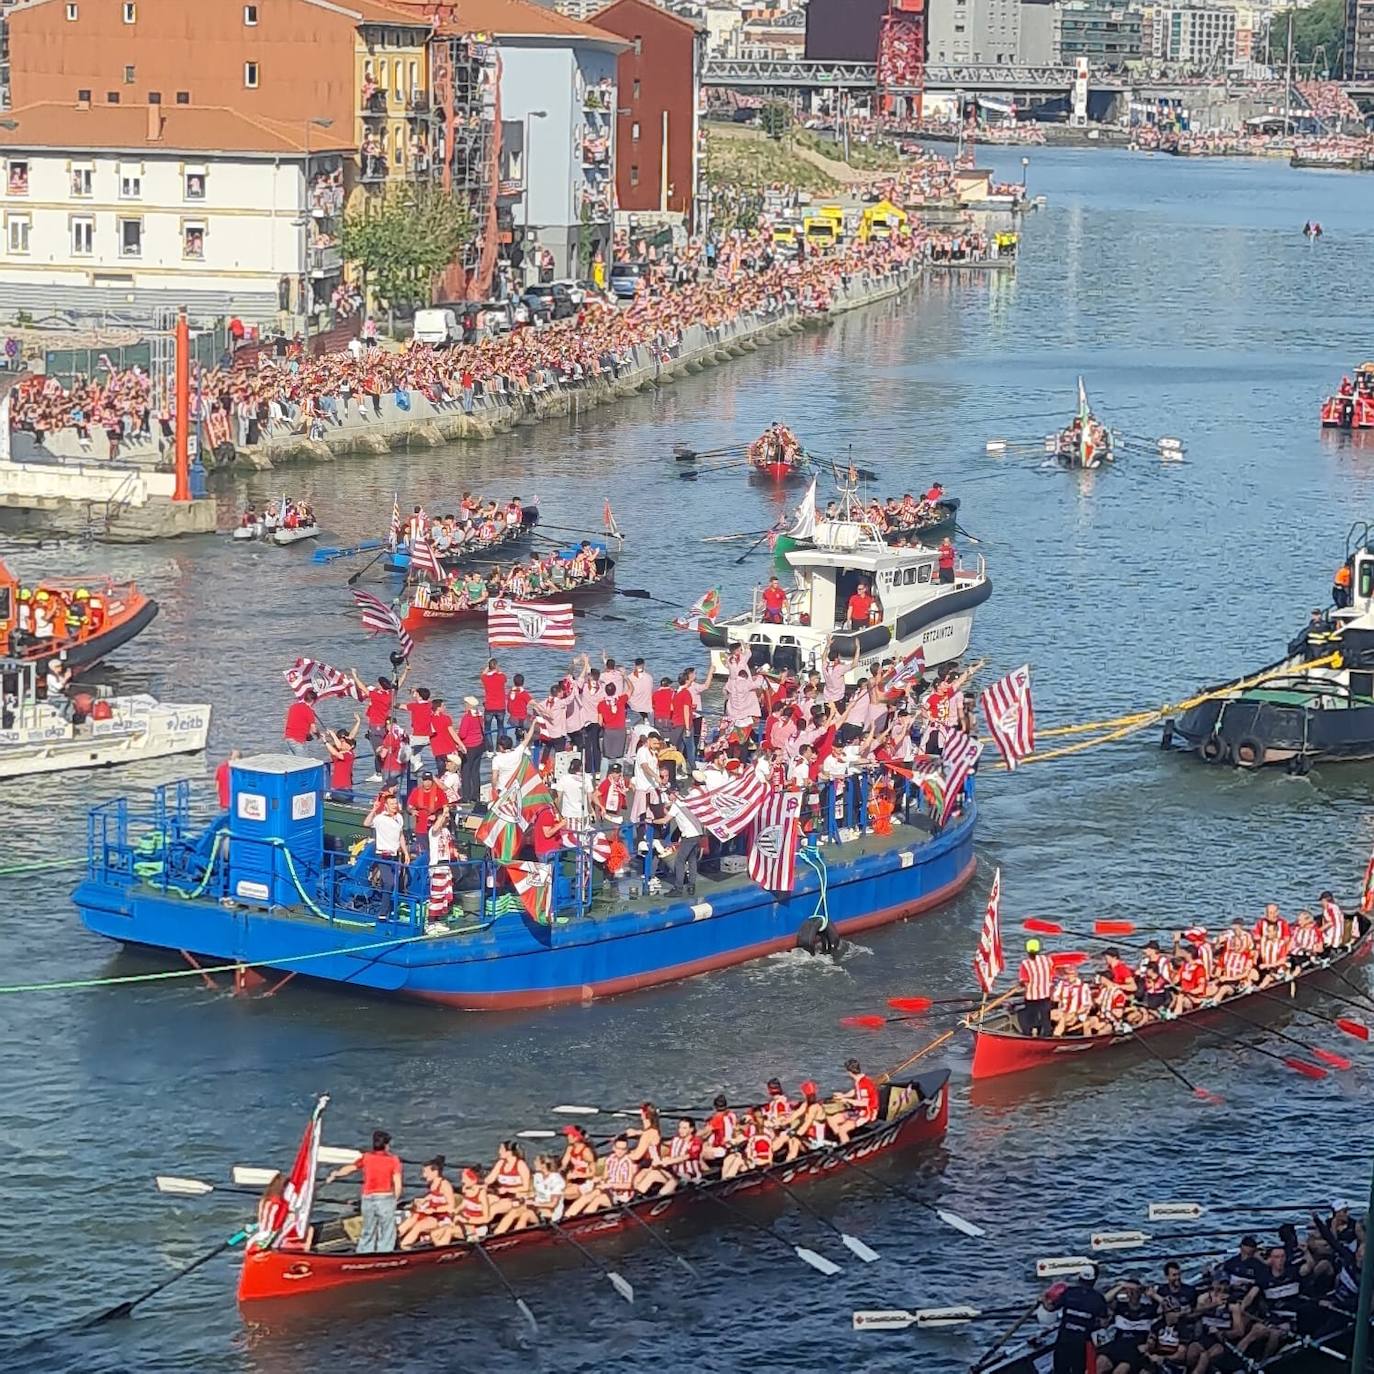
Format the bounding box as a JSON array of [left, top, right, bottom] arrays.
[[1199, 736, 1225, 764], [1160, 720, 1175, 750], [1233, 736, 1267, 769], [795, 915, 839, 957]]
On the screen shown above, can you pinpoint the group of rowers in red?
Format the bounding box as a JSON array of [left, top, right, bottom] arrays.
[[1016, 896, 1358, 1038], [337, 1061, 882, 1253]]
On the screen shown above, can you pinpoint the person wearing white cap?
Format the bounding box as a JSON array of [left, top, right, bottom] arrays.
[[1049, 1264, 1107, 1374]]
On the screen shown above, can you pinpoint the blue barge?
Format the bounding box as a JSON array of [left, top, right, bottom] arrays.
[[73, 755, 977, 1011]]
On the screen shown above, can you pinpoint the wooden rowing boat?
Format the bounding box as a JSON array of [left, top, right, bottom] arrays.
[[236, 1069, 951, 1303], [385, 504, 540, 575], [968, 917, 1372, 1081], [399, 556, 616, 634]]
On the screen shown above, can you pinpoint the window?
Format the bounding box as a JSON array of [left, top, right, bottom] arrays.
[[244, 3, 258, 22], [118, 218, 142, 256], [632, 79, 640, 99], [119, 165, 141, 198], [107, 92, 120, 103], [123, 64, 136, 84], [6, 160, 28, 196], [71, 164, 93, 196], [176, 91, 190, 104], [123, 1, 136, 20], [66, 2, 78, 18], [184, 168, 206, 199], [629, 164, 639, 186], [631, 121, 640, 141], [633, 34, 642, 54], [244, 61, 259, 88], [71, 216, 94, 256], [7, 214, 31, 255], [182, 222, 205, 259], [78, 89, 91, 102]]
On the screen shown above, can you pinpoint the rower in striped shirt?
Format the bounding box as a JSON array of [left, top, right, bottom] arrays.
[[1049, 966, 1093, 1036], [1016, 939, 1055, 1037]]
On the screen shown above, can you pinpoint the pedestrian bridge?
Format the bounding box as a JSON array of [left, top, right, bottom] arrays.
[[701, 59, 1123, 95]]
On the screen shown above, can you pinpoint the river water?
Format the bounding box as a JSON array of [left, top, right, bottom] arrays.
[[8, 147, 1374, 1374]]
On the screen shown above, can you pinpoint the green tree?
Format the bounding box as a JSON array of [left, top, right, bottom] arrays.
[[760, 100, 790, 141], [1266, 0, 1344, 72], [341, 185, 473, 314]]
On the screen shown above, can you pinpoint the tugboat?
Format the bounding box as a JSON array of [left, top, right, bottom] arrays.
[[700, 485, 991, 682], [1319, 363, 1374, 430], [0, 560, 158, 675], [1162, 521, 1374, 771]]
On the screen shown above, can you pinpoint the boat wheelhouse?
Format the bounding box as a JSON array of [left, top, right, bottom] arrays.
[[701, 495, 991, 683]]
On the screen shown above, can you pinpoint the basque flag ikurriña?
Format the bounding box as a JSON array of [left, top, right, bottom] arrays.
[[487, 599, 576, 650], [973, 867, 1005, 994], [979, 664, 1035, 771], [888, 644, 927, 692], [283, 657, 363, 702], [352, 587, 414, 659], [938, 726, 983, 824], [683, 769, 769, 841], [747, 791, 802, 893], [249, 1094, 328, 1251]]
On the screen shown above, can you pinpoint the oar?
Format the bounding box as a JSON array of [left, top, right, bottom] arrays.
[[1124, 1026, 1226, 1105], [156, 1175, 354, 1207], [1298, 982, 1374, 1032], [615, 588, 680, 608], [550, 1103, 701, 1119], [831, 1153, 986, 1238], [544, 1218, 634, 1303], [854, 1301, 1032, 1330], [953, 522, 985, 546], [1210, 1002, 1353, 1070], [772, 1175, 880, 1262], [734, 527, 780, 565], [702, 528, 773, 544], [609, 1198, 700, 1276], [1252, 987, 1370, 1041], [971, 1301, 1042, 1371], [468, 1237, 540, 1334], [1328, 968, 1374, 1014], [1190, 1019, 1330, 1080], [347, 546, 388, 586], [85, 1227, 249, 1324], [701, 1189, 842, 1275], [1147, 1199, 1362, 1222]]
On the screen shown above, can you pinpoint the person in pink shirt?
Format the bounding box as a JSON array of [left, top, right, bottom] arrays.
[[626, 658, 654, 723]]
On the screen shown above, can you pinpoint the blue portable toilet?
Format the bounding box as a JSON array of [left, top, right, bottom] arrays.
[[227, 754, 325, 908]]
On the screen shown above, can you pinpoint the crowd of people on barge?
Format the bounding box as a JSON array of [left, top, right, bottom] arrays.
[[392, 496, 530, 561], [282, 1060, 888, 1255], [1043, 1204, 1366, 1374], [1014, 899, 1361, 1039]]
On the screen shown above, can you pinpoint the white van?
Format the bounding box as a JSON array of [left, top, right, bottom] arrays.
[[413, 307, 462, 347]]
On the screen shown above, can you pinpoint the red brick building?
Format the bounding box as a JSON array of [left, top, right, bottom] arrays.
[[592, 0, 701, 224]]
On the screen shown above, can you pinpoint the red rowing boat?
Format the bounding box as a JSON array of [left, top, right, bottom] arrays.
[[968, 920, 1372, 1081], [236, 1070, 950, 1303], [399, 559, 616, 635]]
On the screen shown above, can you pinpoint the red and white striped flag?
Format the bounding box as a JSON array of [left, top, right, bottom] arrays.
[[283, 657, 363, 702], [387, 491, 401, 549], [410, 532, 446, 583], [249, 1094, 328, 1250], [973, 867, 1004, 993], [747, 790, 802, 893], [938, 726, 983, 824], [682, 769, 769, 840], [352, 587, 414, 658], [488, 598, 576, 650], [889, 643, 927, 691], [979, 665, 1035, 771]]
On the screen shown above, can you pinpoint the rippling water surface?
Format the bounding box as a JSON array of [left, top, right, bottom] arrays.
[[7, 148, 1374, 1373]]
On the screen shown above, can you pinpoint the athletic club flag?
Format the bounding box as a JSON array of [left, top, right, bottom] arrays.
[[939, 726, 983, 824], [352, 587, 414, 659], [973, 868, 1005, 994], [283, 657, 363, 702], [387, 491, 401, 549], [488, 599, 576, 650], [505, 860, 554, 924], [980, 665, 1035, 771], [748, 791, 802, 893], [889, 644, 927, 691], [683, 769, 769, 840], [410, 532, 446, 583], [250, 1094, 328, 1251]]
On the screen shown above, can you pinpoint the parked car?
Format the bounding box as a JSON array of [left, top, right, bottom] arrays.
[[521, 282, 575, 323], [413, 307, 463, 347], [475, 300, 517, 336], [608, 261, 645, 301], [554, 278, 587, 307]]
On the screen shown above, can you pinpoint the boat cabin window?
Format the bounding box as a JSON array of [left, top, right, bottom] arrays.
[[1359, 556, 1374, 603], [0, 585, 9, 624], [834, 569, 881, 628]]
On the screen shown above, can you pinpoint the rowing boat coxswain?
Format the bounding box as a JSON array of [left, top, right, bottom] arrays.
[[1017, 938, 1055, 1036], [1047, 1265, 1109, 1374], [324, 1128, 403, 1254]]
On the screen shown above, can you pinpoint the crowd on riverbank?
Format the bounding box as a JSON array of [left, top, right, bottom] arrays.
[[6, 229, 923, 454]]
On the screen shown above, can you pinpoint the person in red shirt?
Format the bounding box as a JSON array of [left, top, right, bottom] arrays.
[[834, 1057, 878, 1141], [924, 482, 944, 504], [480, 658, 507, 742], [846, 582, 875, 629], [507, 673, 532, 731], [529, 802, 564, 859], [215, 748, 241, 809], [651, 677, 674, 734], [597, 682, 628, 766], [761, 575, 787, 624], [402, 687, 434, 754], [323, 723, 359, 801], [283, 689, 320, 754], [324, 1128, 403, 1253], [429, 697, 458, 771], [595, 762, 628, 821], [937, 537, 956, 585], [457, 696, 486, 804], [407, 769, 446, 836], [355, 666, 406, 780], [669, 670, 694, 754]]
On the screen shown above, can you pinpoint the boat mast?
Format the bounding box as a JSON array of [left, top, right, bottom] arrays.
[[1284, 12, 1294, 135]]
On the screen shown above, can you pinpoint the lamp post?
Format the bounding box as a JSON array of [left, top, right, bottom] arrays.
[[522, 109, 548, 288], [302, 115, 334, 349], [1021, 155, 1029, 187]]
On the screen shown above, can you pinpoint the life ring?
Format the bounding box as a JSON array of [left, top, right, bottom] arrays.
[[1233, 736, 1267, 769], [1199, 736, 1225, 764]]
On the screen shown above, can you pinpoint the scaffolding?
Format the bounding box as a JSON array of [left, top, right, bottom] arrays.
[[877, 0, 927, 118], [428, 27, 500, 300]]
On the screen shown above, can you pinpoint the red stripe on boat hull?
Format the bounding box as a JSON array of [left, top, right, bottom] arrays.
[[407, 854, 978, 1011]]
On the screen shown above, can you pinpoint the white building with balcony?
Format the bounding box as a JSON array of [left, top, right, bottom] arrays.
[[0, 100, 352, 324]]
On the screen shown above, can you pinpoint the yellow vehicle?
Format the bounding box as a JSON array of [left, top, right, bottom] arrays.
[[994, 230, 1019, 256], [803, 214, 838, 249], [772, 222, 799, 249], [860, 199, 909, 243]]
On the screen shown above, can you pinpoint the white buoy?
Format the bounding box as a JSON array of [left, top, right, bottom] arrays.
[[1158, 436, 1182, 449], [985, 439, 1007, 454]]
